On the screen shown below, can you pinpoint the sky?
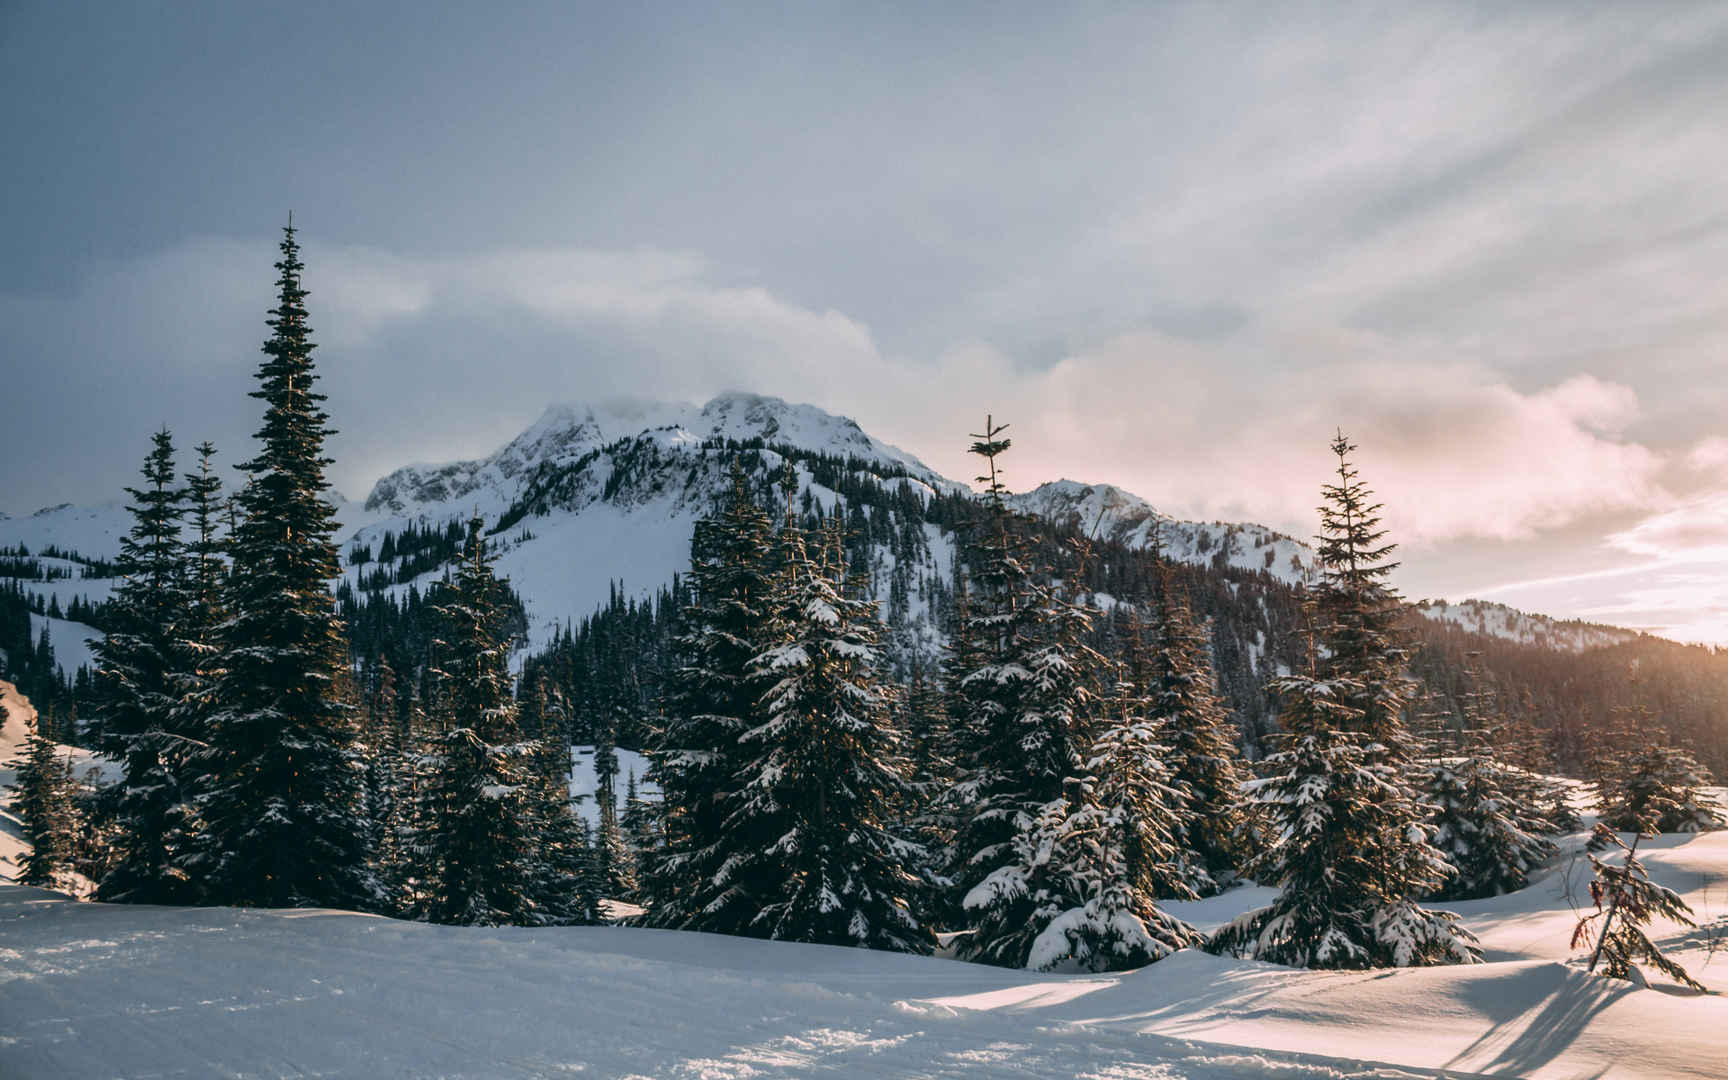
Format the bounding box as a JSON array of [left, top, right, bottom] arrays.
[[6, 2, 1728, 641]]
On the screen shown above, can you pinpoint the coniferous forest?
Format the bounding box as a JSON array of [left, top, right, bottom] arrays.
[[3, 225, 1723, 993]]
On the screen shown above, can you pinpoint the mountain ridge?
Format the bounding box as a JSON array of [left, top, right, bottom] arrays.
[[0, 392, 1647, 660]]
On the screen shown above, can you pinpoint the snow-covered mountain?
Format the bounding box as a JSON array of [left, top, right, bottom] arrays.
[[362, 393, 953, 519], [0, 391, 1651, 666], [1412, 598, 1643, 653], [1006, 479, 1314, 585]]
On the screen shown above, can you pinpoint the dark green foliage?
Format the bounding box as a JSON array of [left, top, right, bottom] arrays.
[[1596, 736, 1724, 836], [944, 419, 1097, 967], [645, 463, 778, 932], [93, 429, 200, 904], [7, 705, 80, 889], [1422, 751, 1555, 901], [1144, 552, 1252, 895], [193, 224, 377, 910], [719, 521, 933, 952], [414, 519, 543, 926]]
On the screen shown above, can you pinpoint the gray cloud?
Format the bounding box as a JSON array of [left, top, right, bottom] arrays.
[[7, 2, 1728, 632]]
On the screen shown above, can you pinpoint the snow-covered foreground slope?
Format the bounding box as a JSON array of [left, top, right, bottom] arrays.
[[4, 826, 1727, 1079]]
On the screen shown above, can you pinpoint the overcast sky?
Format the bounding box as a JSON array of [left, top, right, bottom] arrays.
[[7, 2, 1728, 640]]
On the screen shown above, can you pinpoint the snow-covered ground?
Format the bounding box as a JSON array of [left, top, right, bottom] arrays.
[[3, 674, 1726, 1080], [3, 843, 1726, 1080]]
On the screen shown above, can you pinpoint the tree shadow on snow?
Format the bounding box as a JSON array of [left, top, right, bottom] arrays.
[[1446, 967, 1629, 1078]]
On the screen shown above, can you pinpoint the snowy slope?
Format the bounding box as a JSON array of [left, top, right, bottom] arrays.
[[568, 744, 657, 825], [1008, 478, 1315, 585], [0, 502, 130, 559], [25, 613, 101, 677], [1412, 598, 1643, 653], [4, 829, 1728, 1078]]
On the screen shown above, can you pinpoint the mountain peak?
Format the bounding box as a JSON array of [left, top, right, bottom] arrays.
[[360, 392, 947, 517]]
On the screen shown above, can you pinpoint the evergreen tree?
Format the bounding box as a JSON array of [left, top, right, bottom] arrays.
[[718, 521, 934, 951], [193, 223, 377, 910], [1018, 647, 1203, 972], [1595, 735, 1724, 836], [1312, 433, 1415, 763], [527, 706, 595, 925], [7, 707, 80, 890], [1573, 824, 1705, 990], [1145, 548, 1251, 895], [1087, 647, 1194, 904], [621, 769, 658, 858], [416, 518, 541, 926], [1211, 436, 1480, 969], [945, 418, 1099, 966], [1421, 742, 1555, 901], [1023, 784, 1204, 972], [93, 429, 198, 904], [645, 461, 776, 931], [361, 657, 406, 898], [589, 701, 638, 900]]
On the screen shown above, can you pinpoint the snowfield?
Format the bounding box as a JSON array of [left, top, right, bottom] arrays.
[[2, 861, 1726, 1080], [4, 684, 1728, 1077]]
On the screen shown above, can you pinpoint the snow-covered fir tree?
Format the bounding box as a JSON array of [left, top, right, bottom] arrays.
[[93, 429, 200, 904], [1595, 729, 1724, 836], [646, 462, 777, 931], [415, 517, 542, 926], [530, 713, 596, 925], [7, 706, 81, 890], [1573, 824, 1705, 990], [1211, 435, 1480, 969], [1086, 640, 1195, 905], [945, 418, 1100, 967], [717, 519, 934, 951], [1022, 783, 1205, 972], [192, 223, 378, 910], [1020, 646, 1203, 973], [1421, 739, 1555, 901], [170, 440, 226, 782], [360, 657, 406, 897], [1144, 547, 1252, 895]]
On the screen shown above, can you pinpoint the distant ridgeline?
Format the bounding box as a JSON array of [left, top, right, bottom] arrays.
[[344, 431, 1728, 780], [6, 432, 1727, 780]]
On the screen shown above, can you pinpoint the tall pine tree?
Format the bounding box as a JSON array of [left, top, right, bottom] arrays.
[[193, 223, 377, 910], [645, 461, 777, 931], [944, 418, 1097, 967], [1211, 435, 1479, 969], [94, 429, 199, 904], [1144, 546, 1251, 895], [720, 520, 934, 952], [7, 707, 81, 891], [416, 517, 541, 926]]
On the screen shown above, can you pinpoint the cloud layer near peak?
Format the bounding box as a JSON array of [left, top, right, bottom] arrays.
[[0, 237, 1669, 556]]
